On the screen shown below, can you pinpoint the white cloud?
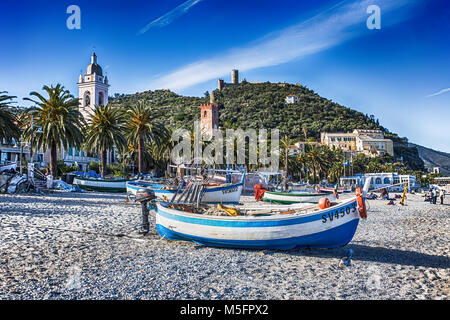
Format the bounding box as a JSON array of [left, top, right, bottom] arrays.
[[426, 88, 450, 98], [138, 0, 204, 34], [149, 0, 417, 91]]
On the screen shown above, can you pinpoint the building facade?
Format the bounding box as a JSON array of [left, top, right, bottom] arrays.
[[321, 129, 393, 157], [320, 132, 357, 152], [340, 172, 418, 191], [285, 95, 299, 104], [200, 102, 219, 139]]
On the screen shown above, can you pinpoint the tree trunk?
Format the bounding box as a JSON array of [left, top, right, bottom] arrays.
[[284, 149, 288, 191], [50, 142, 57, 177], [313, 166, 317, 184], [138, 135, 145, 174], [101, 149, 107, 178]]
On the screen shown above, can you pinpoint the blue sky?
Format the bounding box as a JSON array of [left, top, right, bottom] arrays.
[[1, 0, 449, 152]]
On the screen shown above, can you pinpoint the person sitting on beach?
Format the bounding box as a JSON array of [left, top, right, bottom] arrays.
[[380, 188, 389, 200]]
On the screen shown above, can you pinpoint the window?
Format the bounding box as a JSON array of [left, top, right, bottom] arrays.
[[383, 177, 390, 184], [84, 92, 90, 107], [98, 92, 105, 106], [204, 111, 207, 117], [375, 178, 382, 184]]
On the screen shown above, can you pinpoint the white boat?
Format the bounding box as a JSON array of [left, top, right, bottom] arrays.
[[0, 162, 17, 173], [73, 177, 127, 192], [126, 180, 165, 196], [155, 194, 365, 249], [263, 190, 334, 204], [149, 174, 246, 204]]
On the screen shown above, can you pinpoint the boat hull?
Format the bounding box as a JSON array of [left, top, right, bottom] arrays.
[[126, 181, 165, 196], [263, 191, 333, 204], [155, 198, 360, 249], [0, 163, 17, 172], [73, 177, 126, 192]]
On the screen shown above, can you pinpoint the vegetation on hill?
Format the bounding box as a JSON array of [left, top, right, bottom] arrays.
[[110, 82, 425, 172]]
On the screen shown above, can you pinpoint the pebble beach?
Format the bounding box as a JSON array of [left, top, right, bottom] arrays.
[[0, 191, 448, 300]]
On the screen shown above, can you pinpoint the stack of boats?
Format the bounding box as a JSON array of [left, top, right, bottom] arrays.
[[146, 174, 367, 250], [154, 191, 364, 249]]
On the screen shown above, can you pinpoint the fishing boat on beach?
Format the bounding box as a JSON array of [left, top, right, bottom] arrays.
[[154, 190, 367, 249], [73, 177, 128, 192], [0, 162, 17, 173], [262, 190, 334, 204], [126, 180, 166, 196], [152, 175, 245, 204], [319, 186, 351, 194]]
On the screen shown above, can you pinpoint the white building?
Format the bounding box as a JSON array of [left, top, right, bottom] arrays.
[[340, 172, 418, 192], [78, 52, 110, 118], [285, 95, 299, 104], [62, 53, 111, 170]]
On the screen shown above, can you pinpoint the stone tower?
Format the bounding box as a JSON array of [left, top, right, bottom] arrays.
[[218, 79, 225, 91], [231, 69, 239, 84], [200, 101, 219, 139], [77, 53, 110, 119]]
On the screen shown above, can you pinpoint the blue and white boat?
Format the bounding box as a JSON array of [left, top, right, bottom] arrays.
[[147, 174, 246, 204], [155, 195, 364, 249], [126, 180, 165, 196]]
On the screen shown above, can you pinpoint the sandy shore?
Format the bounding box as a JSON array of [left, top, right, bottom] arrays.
[[0, 191, 448, 300]]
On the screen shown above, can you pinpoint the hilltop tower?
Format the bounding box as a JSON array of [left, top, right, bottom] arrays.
[[200, 101, 219, 139], [231, 69, 239, 84], [218, 79, 225, 91], [77, 53, 110, 119]]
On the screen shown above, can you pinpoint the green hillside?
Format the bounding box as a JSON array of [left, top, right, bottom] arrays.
[[110, 81, 425, 171]]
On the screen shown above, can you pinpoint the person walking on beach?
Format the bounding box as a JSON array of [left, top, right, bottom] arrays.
[[439, 189, 445, 204], [432, 188, 437, 204]]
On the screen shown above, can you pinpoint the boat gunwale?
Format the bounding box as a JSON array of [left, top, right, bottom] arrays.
[[73, 177, 130, 183], [264, 191, 332, 197]]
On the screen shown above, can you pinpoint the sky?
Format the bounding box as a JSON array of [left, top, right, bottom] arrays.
[[1, 0, 449, 152]]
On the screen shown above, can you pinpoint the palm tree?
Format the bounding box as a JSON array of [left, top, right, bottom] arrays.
[[23, 84, 85, 177], [307, 145, 326, 183], [125, 100, 168, 174], [296, 152, 309, 182], [302, 125, 308, 141], [84, 104, 126, 178], [0, 92, 20, 142], [280, 135, 294, 190]]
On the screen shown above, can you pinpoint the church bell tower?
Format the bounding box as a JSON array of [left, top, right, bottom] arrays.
[[77, 53, 110, 119]]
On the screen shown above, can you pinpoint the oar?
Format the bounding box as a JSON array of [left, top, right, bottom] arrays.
[[169, 182, 183, 205]]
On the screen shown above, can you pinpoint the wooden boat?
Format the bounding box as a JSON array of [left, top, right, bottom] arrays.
[[126, 180, 165, 196], [263, 191, 334, 204], [149, 174, 246, 204], [0, 162, 17, 173], [155, 195, 364, 249], [72, 177, 127, 192], [319, 186, 351, 194]]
